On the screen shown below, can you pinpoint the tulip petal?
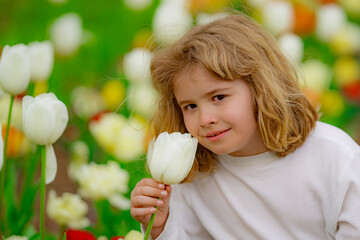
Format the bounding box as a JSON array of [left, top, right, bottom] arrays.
[[23, 98, 56, 145], [148, 133, 173, 182], [162, 140, 197, 184], [45, 144, 57, 184], [0, 124, 3, 171], [48, 99, 68, 143]]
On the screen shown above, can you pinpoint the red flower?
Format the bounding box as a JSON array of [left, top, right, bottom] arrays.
[[66, 229, 96, 240]]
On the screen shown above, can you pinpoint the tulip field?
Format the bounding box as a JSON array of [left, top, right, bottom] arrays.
[[0, 0, 359, 239]]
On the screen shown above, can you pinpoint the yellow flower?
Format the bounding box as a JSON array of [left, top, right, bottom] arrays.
[[125, 230, 143, 240], [101, 80, 126, 111]]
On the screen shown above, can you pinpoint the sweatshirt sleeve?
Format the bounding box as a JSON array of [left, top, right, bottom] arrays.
[[335, 151, 360, 239], [154, 184, 212, 240]]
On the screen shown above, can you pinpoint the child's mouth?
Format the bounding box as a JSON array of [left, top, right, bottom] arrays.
[[206, 129, 230, 141]]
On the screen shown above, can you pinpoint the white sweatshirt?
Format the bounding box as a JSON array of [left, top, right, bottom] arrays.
[[154, 122, 360, 240]]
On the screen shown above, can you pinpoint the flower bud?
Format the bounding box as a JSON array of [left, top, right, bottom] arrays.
[[147, 132, 198, 184], [152, 0, 193, 46], [29, 41, 54, 82], [22, 93, 68, 145], [0, 44, 31, 95]]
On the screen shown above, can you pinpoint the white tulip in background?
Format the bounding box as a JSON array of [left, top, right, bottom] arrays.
[[123, 48, 152, 84], [0, 124, 3, 171], [89, 113, 146, 161], [71, 86, 107, 119], [28, 41, 54, 82], [47, 189, 90, 229], [75, 161, 130, 210], [147, 132, 198, 184], [278, 33, 304, 65], [0, 44, 31, 96], [152, 0, 193, 46], [5, 236, 28, 240], [127, 82, 157, 119], [196, 12, 228, 25], [316, 4, 346, 42], [262, 0, 294, 35], [22, 93, 68, 183], [50, 13, 83, 56], [301, 59, 332, 92], [113, 117, 146, 162], [124, 0, 153, 11]]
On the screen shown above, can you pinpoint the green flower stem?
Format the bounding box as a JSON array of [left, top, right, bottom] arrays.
[[143, 197, 161, 240], [58, 225, 65, 240], [40, 145, 46, 240], [0, 95, 14, 234]]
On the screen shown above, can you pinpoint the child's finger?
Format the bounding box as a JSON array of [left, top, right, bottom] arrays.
[[131, 195, 164, 208], [137, 178, 165, 189], [131, 206, 156, 219], [132, 185, 168, 199]]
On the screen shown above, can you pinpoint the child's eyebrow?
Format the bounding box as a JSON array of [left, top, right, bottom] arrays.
[[177, 87, 232, 106]]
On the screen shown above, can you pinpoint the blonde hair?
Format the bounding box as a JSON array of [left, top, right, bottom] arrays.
[[149, 13, 318, 182]]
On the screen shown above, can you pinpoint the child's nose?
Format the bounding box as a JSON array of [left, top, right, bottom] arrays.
[[199, 108, 218, 127]]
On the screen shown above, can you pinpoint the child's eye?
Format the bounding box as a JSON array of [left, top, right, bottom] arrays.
[[212, 95, 226, 102], [184, 104, 197, 111]]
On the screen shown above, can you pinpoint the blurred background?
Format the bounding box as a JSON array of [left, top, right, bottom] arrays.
[[0, 0, 359, 238]]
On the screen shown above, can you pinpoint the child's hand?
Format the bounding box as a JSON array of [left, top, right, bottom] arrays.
[[130, 178, 172, 238]]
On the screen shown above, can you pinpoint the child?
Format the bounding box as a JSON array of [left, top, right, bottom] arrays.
[[130, 13, 360, 239]]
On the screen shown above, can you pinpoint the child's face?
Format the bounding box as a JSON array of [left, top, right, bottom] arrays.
[[174, 64, 267, 157]]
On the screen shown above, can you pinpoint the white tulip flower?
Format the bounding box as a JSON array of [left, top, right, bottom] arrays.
[[152, 0, 193, 46], [89, 113, 146, 162], [123, 48, 152, 84], [113, 117, 146, 162], [29, 41, 54, 82], [316, 4, 347, 42], [71, 86, 106, 119], [47, 190, 90, 229], [22, 93, 68, 145], [147, 132, 198, 184], [0, 44, 31, 95], [50, 13, 83, 56], [262, 0, 294, 35], [301, 59, 332, 92], [278, 33, 304, 65], [127, 83, 157, 119], [75, 161, 130, 209], [22, 93, 68, 183], [0, 124, 3, 171]]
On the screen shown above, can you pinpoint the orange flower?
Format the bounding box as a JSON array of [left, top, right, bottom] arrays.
[[1, 125, 29, 157]]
